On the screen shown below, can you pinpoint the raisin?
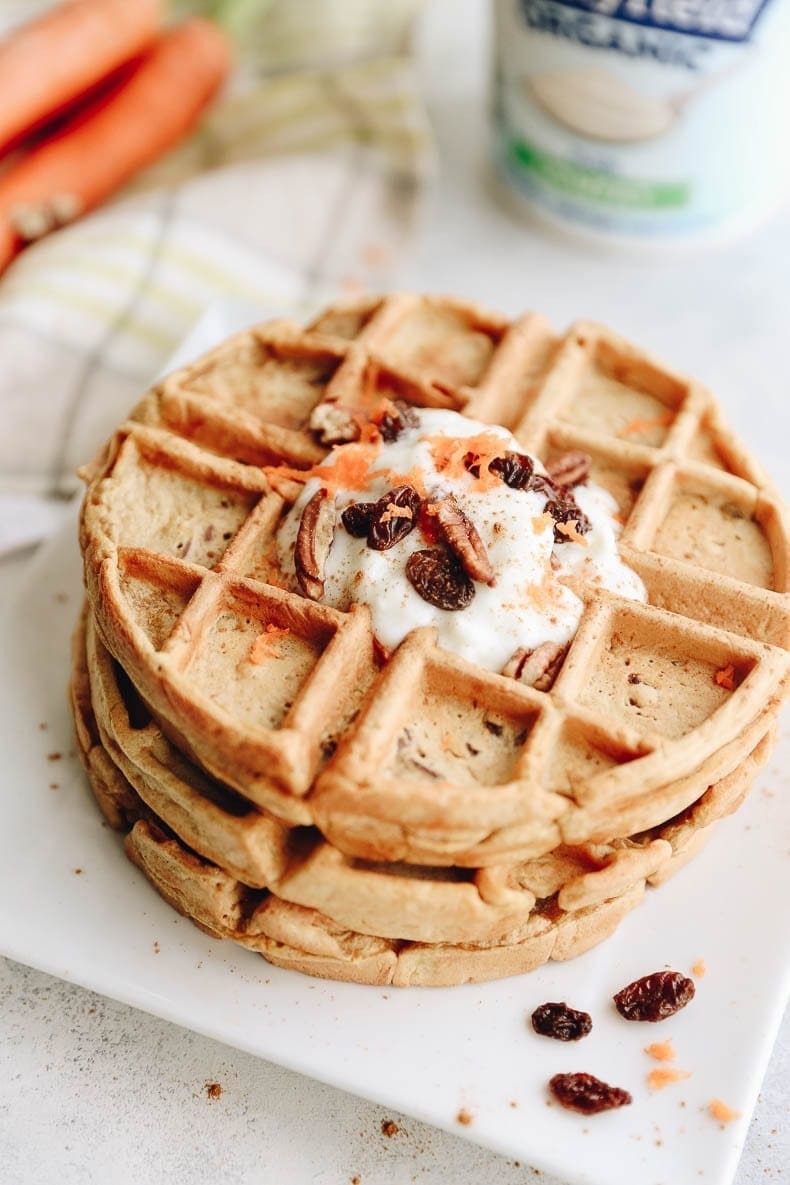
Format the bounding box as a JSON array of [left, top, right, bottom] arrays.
[[378, 399, 419, 442], [367, 485, 422, 550], [342, 501, 375, 537], [489, 451, 535, 489], [463, 452, 481, 478], [546, 494, 592, 543], [527, 474, 591, 542], [406, 548, 475, 610], [342, 485, 422, 549], [549, 1073, 632, 1115], [613, 971, 696, 1022], [531, 1002, 592, 1042]]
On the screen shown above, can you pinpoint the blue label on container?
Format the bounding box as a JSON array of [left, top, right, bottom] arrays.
[[519, 0, 771, 43]]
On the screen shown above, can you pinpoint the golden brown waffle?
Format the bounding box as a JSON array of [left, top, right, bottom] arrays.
[[71, 609, 774, 986], [78, 294, 790, 867], [75, 607, 773, 951]]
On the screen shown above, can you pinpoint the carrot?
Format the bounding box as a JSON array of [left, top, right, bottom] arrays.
[[0, 0, 165, 153], [0, 19, 232, 272]]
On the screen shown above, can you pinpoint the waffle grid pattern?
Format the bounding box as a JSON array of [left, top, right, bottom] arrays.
[[79, 295, 790, 869], [72, 609, 774, 984]]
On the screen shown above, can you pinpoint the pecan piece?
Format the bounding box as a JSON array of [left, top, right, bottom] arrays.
[[425, 495, 495, 586], [503, 642, 568, 691], [295, 489, 336, 600], [309, 402, 359, 445], [406, 548, 475, 610], [545, 451, 591, 488]]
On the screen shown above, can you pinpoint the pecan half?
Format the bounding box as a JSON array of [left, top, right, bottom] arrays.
[[545, 451, 591, 488], [503, 641, 568, 691], [295, 489, 336, 600], [425, 495, 495, 586], [309, 402, 359, 445]]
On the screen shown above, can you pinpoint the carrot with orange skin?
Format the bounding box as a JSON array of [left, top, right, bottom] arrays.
[[0, 0, 164, 153], [0, 19, 231, 272]]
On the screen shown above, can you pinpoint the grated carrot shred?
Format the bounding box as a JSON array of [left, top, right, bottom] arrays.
[[248, 623, 291, 664], [425, 432, 511, 492], [265, 439, 381, 498], [714, 664, 736, 691], [691, 958, 707, 978], [379, 504, 412, 524], [554, 519, 588, 546], [647, 1068, 691, 1091], [709, 1099, 740, 1124], [382, 465, 428, 499], [620, 410, 674, 437], [645, 1040, 676, 1063]]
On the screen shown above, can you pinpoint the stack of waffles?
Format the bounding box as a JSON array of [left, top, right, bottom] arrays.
[[71, 294, 790, 986]]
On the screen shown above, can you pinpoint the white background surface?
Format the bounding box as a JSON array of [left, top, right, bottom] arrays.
[[1, 1, 788, 1182]]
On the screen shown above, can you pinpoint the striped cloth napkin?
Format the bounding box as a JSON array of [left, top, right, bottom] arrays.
[[0, 0, 432, 553]]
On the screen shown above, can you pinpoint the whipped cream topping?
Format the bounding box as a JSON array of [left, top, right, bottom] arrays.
[[277, 408, 646, 671]]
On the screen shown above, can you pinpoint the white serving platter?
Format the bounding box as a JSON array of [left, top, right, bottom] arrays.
[[0, 308, 787, 1185]]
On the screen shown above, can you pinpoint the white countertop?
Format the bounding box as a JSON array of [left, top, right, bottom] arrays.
[[1, 2, 788, 1182]]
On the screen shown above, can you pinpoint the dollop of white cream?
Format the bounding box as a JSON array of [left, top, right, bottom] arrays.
[[277, 409, 645, 671]]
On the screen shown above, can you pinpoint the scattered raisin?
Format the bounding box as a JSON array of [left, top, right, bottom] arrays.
[[406, 548, 475, 610], [531, 1002, 592, 1042], [549, 1073, 632, 1115], [489, 451, 535, 489], [341, 501, 375, 537], [613, 971, 696, 1022], [367, 485, 422, 550], [377, 399, 419, 442]]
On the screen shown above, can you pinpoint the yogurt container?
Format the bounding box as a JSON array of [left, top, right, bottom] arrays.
[[491, 0, 790, 243]]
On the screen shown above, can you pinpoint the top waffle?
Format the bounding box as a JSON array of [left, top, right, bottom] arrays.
[[79, 293, 790, 867]]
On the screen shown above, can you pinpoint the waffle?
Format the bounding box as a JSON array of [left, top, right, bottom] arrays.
[[78, 294, 790, 870], [75, 606, 772, 945], [71, 608, 774, 985]]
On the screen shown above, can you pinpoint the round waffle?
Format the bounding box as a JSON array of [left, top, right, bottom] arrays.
[[78, 294, 790, 869], [71, 607, 774, 985]]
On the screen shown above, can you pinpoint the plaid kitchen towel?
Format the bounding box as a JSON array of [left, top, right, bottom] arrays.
[[0, 0, 431, 550]]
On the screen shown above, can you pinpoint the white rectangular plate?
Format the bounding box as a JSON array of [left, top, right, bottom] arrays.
[[1, 309, 788, 1185]]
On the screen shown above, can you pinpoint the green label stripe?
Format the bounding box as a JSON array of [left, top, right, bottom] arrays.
[[508, 136, 689, 211]]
